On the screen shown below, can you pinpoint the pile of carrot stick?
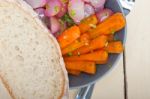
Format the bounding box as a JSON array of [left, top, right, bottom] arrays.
[[57, 13, 125, 76]]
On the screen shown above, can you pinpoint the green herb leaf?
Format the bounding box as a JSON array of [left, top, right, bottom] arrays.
[[67, 52, 73, 56], [61, 14, 75, 27], [70, 10, 76, 17], [54, 6, 59, 13]]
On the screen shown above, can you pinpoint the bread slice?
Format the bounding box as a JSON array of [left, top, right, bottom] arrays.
[[0, 0, 68, 99]]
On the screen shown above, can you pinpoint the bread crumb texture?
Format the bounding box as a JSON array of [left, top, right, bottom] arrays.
[[0, 1, 65, 99]]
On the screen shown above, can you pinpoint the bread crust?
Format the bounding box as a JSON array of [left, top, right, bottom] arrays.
[[0, 75, 15, 99], [0, 0, 68, 99]]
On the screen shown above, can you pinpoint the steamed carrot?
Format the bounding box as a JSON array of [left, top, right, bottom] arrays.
[[67, 69, 81, 76], [65, 61, 96, 74], [105, 41, 124, 53], [107, 34, 114, 41], [88, 13, 126, 39], [57, 25, 80, 49], [62, 33, 90, 55], [72, 35, 107, 55], [78, 15, 98, 33], [64, 50, 108, 62], [96, 60, 108, 64]]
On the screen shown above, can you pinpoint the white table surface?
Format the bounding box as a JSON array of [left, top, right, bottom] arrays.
[[1, 0, 150, 99], [69, 0, 150, 99]]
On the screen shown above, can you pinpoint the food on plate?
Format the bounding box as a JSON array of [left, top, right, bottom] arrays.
[[72, 35, 108, 55], [67, 69, 81, 76], [107, 34, 114, 41], [64, 50, 108, 63], [78, 15, 98, 33], [0, 0, 68, 99], [68, 0, 85, 23], [49, 16, 61, 34], [57, 25, 80, 49], [19, 0, 126, 76], [65, 61, 96, 74], [84, 3, 95, 18], [25, 0, 126, 76], [45, 0, 61, 17], [105, 41, 124, 53], [96, 8, 113, 22], [89, 0, 106, 11], [61, 33, 90, 55], [88, 13, 126, 39]]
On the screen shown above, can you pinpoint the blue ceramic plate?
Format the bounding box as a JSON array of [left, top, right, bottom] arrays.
[[69, 0, 127, 88]]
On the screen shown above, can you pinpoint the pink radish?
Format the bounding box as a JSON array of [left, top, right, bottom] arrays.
[[35, 8, 45, 18], [82, 0, 90, 3], [84, 3, 95, 17], [35, 8, 49, 27], [68, 0, 85, 23], [56, 3, 67, 18], [45, 0, 61, 17], [89, 0, 106, 11], [49, 17, 61, 34], [96, 8, 113, 22]]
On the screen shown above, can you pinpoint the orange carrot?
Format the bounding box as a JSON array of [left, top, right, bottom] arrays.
[[64, 50, 108, 62], [78, 15, 98, 33], [61, 33, 90, 55], [57, 25, 80, 49], [65, 61, 96, 74], [88, 13, 126, 39], [107, 34, 114, 41], [72, 35, 107, 55], [105, 41, 124, 53], [96, 60, 108, 64], [67, 69, 81, 76]]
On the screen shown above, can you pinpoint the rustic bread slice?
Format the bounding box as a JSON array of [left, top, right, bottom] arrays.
[[0, 0, 68, 99]]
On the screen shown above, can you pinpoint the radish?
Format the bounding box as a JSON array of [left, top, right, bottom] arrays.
[[84, 3, 95, 17], [45, 0, 61, 17], [96, 8, 113, 22], [68, 0, 85, 23]]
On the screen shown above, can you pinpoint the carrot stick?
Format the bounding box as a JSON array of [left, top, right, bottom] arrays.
[[65, 61, 96, 74], [78, 15, 98, 33], [61, 33, 90, 55], [64, 50, 108, 62], [88, 13, 126, 39], [72, 35, 107, 55], [95, 60, 108, 64], [67, 69, 81, 76], [107, 34, 114, 41], [105, 41, 124, 53], [57, 25, 80, 49]]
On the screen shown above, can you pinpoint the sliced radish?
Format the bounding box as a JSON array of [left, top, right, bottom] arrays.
[[49, 17, 61, 34], [96, 8, 113, 22], [35, 8, 45, 18], [25, 0, 47, 8], [56, 3, 67, 18], [89, 0, 106, 11], [35, 8, 49, 28], [45, 0, 61, 17], [68, 0, 85, 23], [84, 3, 95, 17], [82, 0, 90, 3]]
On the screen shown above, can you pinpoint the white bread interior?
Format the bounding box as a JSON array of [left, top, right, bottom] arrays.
[[0, 0, 68, 99]]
